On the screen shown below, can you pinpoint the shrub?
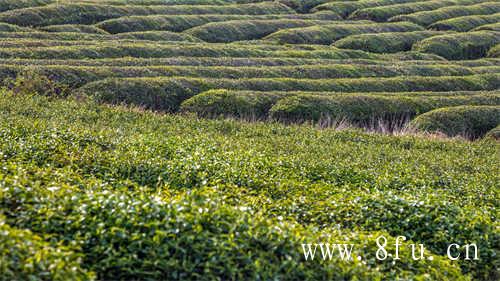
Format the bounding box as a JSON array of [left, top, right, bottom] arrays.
[[0, 216, 93, 281], [312, 0, 422, 18], [392, 2, 500, 27], [77, 74, 500, 111], [473, 21, 500, 31], [0, 42, 376, 60], [264, 21, 423, 44], [429, 12, 500, 32], [2, 69, 69, 97], [0, 22, 30, 32], [411, 105, 500, 138], [185, 19, 335, 43], [487, 44, 500, 57], [0, 0, 53, 12], [484, 124, 500, 139], [96, 12, 340, 34], [114, 30, 201, 42], [413, 31, 500, 60], [349, 0, 484, 22], [40, 24, 110, 34], [333, 31, 446, 53], [269, 93, 500, 123], [181, 89, 500, 123], [0, 2, 293, 26]]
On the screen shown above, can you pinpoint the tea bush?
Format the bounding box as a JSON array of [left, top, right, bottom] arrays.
[[413, 31, 500, 59], [429, 13, 500, 31], [392, 2, 500, 27], [349, 0, 484, 22], [265, 21, 423, 44], [312, 0, 422, 18], [40, 24, 110, 34], [333, 31, 446, 53], [411, 105, 500, 138]]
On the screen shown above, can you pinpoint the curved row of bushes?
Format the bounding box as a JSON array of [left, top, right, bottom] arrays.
[[0, 42, 380, 60], [75, 74, 500, 111], [0, 22, 31, 32], [487, 44, 499, 57], [0, 0, 53, 12], [95, 11, 340, 33], [265, 21, 423, 44], [474, 21, 500, 31], [0, 2, 293, 26], [185, 19, 336, 43], [312, 0, 422, 18], [181, 89, 500, 124], [411, 105, 500, 138], [429, 12, 500, 32], [392, 2, 500, 27], [77, 0, 273, 5], [349, 0, 485, 22], [413, 30, 500, 59], [0, 63, 487, 89], [485, 124, 500, 139], [333, 30, 447, 53], [39, 23, 110, 34]]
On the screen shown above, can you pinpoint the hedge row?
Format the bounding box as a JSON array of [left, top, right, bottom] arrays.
[[333, 31, 447, 53], [264, 21, 423, 44], [0, 43, 379, 60], [95, 11, 340, 34], [391, 2, 500, 27], [473, 21, 500, 31], [429, 12, 500, 32], [349, 0, 484, 22], [487, 44, 500, 57], [114, 30, 202, 42], [312, 0, 422, 18], [0, 23, 31, 32], [0, 2, 293, 26], [185, 19, 337, 43], [0, 63, 484, 88], [0, 0, 53, 12], [1, 56, 495, 68], [0, 39, 96, 48], [411, 105, 500, 138], [76, 74, 500, 111], [484, 124, 500, 139], [75, 0, 272, 5], [39, 24, 110, 34], [413, 31, 500, 60], [181, 89, 500, 124]]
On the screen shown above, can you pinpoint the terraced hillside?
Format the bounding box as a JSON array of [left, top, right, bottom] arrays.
[[0, 0, 498, 280]]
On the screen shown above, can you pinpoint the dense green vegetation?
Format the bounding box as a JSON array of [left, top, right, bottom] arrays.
[[265, 21, 424, 44], [412, 31, 500, 59], [0, 0, 498, 280], [411, 105, 500, 137]]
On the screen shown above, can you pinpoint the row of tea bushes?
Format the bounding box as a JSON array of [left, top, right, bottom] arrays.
[[0, 93, 496, 279], [40, 24, 110, 34], [312, 0, 423, 18], [485, 124, 500, 139], [0, 0, 53, 12], [0, 63, 487, 88], [429, 13, 500, 32], [391, 2, 500, 27], [487, 44, 499, 57], [333, 30, 447, 53], [349, 0, 485, 22], [413, 30, 500, 59], [0, 43, 380, 59], [474, 21, 500, 31], [69, 0, 276, 5], [0, 2, 293, 26], [2, 57, 495, 67], [411, 105, 500, 138], [76, 74, 500, 111], [181, 89, 500, 124], [184, 19, 338, 43], [265, 21, 423, 44], [95, 11, 341, 33], [0, 22, 31, 32]]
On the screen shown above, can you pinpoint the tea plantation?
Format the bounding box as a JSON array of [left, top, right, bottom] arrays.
[[0, 0, 498, 280]]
